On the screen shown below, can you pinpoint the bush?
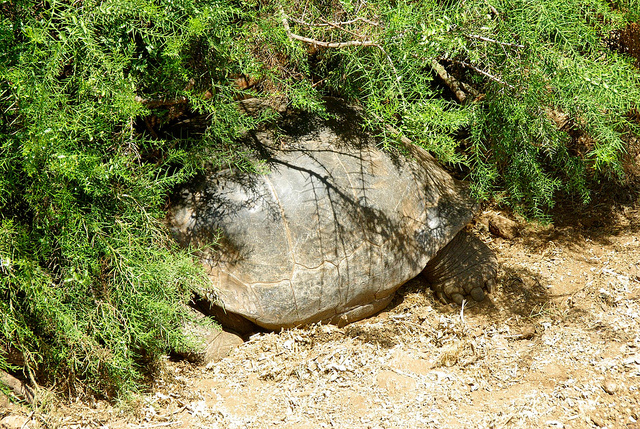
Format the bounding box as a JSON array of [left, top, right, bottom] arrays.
[[270, 0, 640, 216], [0, 0, 264, 398], [1, 0, 638, 398]]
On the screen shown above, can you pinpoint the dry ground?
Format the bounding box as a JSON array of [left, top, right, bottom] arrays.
[[2, 200, 640, 429]]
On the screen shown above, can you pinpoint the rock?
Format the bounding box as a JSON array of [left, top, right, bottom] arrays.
[[0, 372, 33, 403], [518, 324, 536, 340], [488, 213, 519, 239], [0, 414, 32, 429], [200, 330, 244, 364], [175, 307, 244, 365]]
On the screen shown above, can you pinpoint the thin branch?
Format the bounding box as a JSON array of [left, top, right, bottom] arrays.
[[290, 16, 379, 27], [461, 82, 481, 99], [319, 17, 367, 39], [287, 32, 377, 48], [279, 6, 376, 48], [465, 34, 524, 48], [279, 5, 406, 107], [430, 60, 470, 104], [451, 60, 515, 89], [485, 0, 500, 18], [134, 95, 188, 108], [371, 113, 441, 166], [372, 44, 408, 108]]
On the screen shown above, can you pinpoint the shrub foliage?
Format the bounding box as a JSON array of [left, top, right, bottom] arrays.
[[0, 0, 638, 397]]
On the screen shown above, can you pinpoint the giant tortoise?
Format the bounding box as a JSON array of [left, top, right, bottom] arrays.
[[169, 101, 497, 332]]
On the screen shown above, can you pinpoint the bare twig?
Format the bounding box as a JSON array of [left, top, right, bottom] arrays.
[[20, 411, 34, 429], [288, 33, 377, 48], [279, 6, 375, 48], [377, 46, 407, 107], [370, 113, 441, 165], [134, 422, 181, 428], [279, 5, 406, 107], [290, 16, 379, 28], [452, 60, 515, 89], [464, 34, 524, 48], [319, 17, 367, 39], [485, 0, 500, 18], [134, 95, 189, 108]]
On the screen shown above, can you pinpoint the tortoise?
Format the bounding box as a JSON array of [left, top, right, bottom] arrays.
[[168, 101, 497, 332]]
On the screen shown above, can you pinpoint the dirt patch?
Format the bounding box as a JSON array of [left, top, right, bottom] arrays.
[[3, 202, 640, 429]]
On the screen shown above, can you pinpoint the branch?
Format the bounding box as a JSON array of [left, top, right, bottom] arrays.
[[290, 16, 379, 27], [464, 34, 524, 48], [485, 0, 500, 18], [286, 33, 378, 48], [451, 60, 515, 89], [430, 60, 471, 104], [319, 17, 367, 39], [279, 5, 406, 106], [279, 8, 377, 48], [370, 113, 441, 166], [134, 95, 188, 108]]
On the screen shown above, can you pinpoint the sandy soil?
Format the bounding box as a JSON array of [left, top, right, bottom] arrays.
[[2, 198, 640, 429]]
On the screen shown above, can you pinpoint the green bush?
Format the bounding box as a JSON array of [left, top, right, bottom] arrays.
[[1, 0, 638, 398], [0, 0, 264, 398], [271, 0, 639, 215]]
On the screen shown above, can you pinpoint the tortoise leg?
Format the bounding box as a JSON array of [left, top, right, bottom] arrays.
[[421, 229, 497, 305]]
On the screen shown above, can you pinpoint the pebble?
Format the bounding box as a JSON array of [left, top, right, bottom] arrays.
[[519, 324, 536, 339], [590, 414, 606, 427], [602, 378, 618, 395], [488, 213, 519, 239]]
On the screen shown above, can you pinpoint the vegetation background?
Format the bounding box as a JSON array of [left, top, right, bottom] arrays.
[[1, 0, 639, 399]]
